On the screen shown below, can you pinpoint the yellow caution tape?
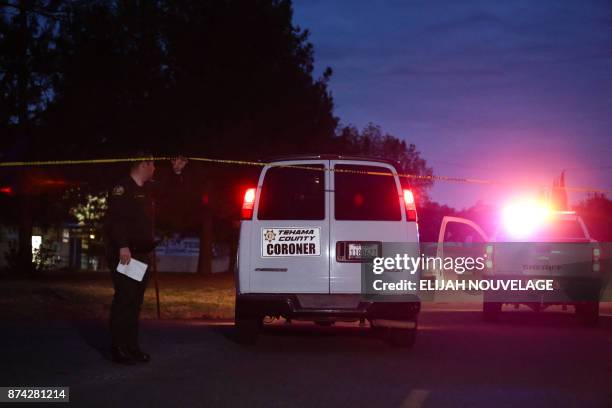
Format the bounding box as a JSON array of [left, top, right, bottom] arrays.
[[0, 155, 610, 194], [0, 157, 171, 167]]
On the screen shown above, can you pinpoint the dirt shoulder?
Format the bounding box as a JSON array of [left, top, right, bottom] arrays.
[[0, 271, 236, 321]]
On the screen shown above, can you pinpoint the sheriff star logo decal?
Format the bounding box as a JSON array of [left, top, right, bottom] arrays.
[[264, 229, 277, 243]]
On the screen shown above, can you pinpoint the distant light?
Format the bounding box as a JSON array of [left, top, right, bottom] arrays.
[[502, 200, 551, 238], [0, 186, 13, 195], [31, 236, 42, 254], [89, 234, 95, 240]]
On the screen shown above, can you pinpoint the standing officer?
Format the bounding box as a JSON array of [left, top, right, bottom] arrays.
[[105, 153, 187, 364]]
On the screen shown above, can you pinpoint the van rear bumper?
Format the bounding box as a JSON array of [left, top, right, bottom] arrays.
[[235, 293, 420, 321]]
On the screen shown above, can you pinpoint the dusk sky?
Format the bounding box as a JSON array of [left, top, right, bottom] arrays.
[[293, 0, 612, 209]]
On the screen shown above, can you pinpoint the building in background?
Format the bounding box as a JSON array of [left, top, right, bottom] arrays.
[[0, 226, 228, 274]]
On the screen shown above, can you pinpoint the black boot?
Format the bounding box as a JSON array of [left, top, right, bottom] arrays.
[[111, 346, 136, 365], [127, 346, 151, 363]]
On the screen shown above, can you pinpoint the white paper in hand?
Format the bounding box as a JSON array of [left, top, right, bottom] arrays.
[[116, 258, 148, 282]]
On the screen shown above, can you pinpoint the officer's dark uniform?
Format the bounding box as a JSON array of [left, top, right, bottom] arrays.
[[105, 176, 156, 355]]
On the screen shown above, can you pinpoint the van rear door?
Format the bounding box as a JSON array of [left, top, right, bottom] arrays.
[[330, 161, 417, 293], [249, 160, 330, 293]]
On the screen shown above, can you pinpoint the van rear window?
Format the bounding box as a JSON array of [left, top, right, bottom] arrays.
[[334, 164, 401, 221], [257, 165, 325, 220]]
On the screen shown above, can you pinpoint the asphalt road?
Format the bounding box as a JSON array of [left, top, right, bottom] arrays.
[[2, 309, 612, 408]]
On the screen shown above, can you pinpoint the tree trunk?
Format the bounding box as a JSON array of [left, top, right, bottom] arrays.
[[16, 1, 33, 274], [18, 193, 33, 274], [198, 204, 213, 275]]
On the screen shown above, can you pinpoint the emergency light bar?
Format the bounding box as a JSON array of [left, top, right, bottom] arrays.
[[502, 200, 551, 239]]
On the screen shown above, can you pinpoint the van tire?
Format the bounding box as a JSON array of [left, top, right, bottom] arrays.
[[388, 327, 417, 348], [576, 302, 599, 327], [483, 302, 502, 322], [234, 316, 262, 345]]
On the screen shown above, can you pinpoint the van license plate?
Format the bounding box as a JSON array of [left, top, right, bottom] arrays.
[[347, 243, 379, 261]]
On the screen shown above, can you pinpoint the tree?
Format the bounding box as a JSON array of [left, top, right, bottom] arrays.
[[0, 0, 63, 272], [457, 201, 498, 239], [156, 0, 337, 157], [2, 0, 340, 273], [575, 194, 612, 242], [331, 123, 434, 201], [416, 200, 457, 242]]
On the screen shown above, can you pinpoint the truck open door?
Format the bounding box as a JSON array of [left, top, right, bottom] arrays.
[[435, 216, 489, 278]]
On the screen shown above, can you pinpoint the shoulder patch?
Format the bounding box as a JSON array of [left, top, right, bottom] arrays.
[[112, 185, 125, 196]]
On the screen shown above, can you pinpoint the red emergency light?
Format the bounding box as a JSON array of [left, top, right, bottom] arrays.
[[0, 186, 13, 195], [502, 200, 551, 239]]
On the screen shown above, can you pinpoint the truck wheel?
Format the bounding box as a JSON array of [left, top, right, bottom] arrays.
[[234, 316, 262, 345], [576, 302, 599, 327], [388, 327, 417, 348], [483, 302, 502, 322]]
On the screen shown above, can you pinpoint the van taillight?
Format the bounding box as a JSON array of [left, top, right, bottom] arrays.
[[403, 189, 417, 222], [241, 187, 256, 220]]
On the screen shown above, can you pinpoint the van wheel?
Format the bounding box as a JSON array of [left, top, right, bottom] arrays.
[[388, 327, 417, 348], [483, 302, 502, 322], [576, 302, 599, 327], [234, 316, 262, 345]]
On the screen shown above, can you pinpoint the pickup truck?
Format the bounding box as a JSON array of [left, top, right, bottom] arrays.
[[484, 211, 603, 325], [437, 211, 605, 326]]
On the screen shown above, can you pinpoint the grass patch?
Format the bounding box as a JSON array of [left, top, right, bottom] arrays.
[[0, 271, 236, 321]]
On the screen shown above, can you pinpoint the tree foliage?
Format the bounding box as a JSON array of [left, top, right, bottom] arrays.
[[23, 0, 337, 162], [331, 123, 434, 200], [0, 0, 439, 272], [0, 0, 62, 156], [575, 193, 612, 242]]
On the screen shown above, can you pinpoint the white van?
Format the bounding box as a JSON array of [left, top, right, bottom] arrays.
[[235, 155, 421, 346]]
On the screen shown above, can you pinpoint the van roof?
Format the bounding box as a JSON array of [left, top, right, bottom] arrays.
[[263, 154, 399, 167]]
